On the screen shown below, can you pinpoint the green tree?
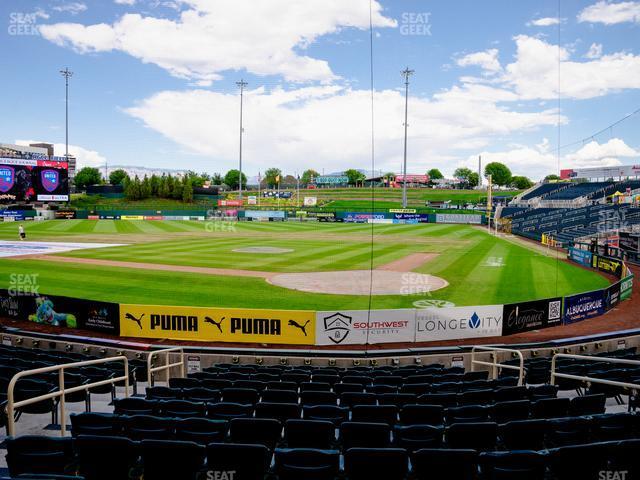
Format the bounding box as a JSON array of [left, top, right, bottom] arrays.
[[182, 177, 193, 203], [484, 162, 512, 186], [453, 167, 473, 180], [158, 175, 170, 198], [211, 173, 223, 185], [74, 167, 103, 191], [141, 175, 152, 199], [511, 175, 534, 190], [171, 175, 184, 199], [150, 174, 160, 196], [108, 169, 129, 186], [224, 169, 247, 190], [468, 172, 480, 188], [264, 168, 282, 188], [301, 169, 319, 185], [544, 174, 561, 182], [344, 169, 366, 186], [427, 168, 444, 180]]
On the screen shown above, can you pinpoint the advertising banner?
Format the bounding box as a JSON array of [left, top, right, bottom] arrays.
[[592, 255, 624, 278], [315, 309, 415, 345], [0, 164, 69, 203], [54, 210, 77, 219], [303, 197, 317, 206], [0, 289, 120, 335], [243, 210, 286, 219], [620, 274, 634, 301], [218, 200, 243, 207], [121, 215, 144, 220], [392, 213, 430, 223], [120, 304, 315, 345], [568, 247, 593, 267], [502, 298, 563, 336], [415, 305, 503, 342], [604, 281, 622, 311], [341, 212, 387, 223], [435, 214, 482, 224], [563, 290, 605, 324]]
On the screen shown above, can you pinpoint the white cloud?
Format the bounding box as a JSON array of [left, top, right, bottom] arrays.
[[459, 138, 638, 180], [585, 42, 603, 59], [528, 17, 560, 27], [578, 1, 640, 24], [456, 49, 501, 74], [40, 0, 396, 84], [115, 0, 136, 5], [124, 84, 561, 177], [15, 140, 107, 169], [52, 2, 87, 15]]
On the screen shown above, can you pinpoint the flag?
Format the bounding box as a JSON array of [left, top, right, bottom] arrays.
[[276, 174, 280, 183]]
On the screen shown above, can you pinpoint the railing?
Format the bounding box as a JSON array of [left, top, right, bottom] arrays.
[[147, 347, 185, 387], [6, 356, 130, 437], [471, 346, 525, 386], [550, 354, 640, 393]]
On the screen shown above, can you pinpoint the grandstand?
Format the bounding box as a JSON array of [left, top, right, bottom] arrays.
[[1, 338, 640, 479]]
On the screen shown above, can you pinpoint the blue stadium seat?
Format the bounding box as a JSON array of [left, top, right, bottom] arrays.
[[446, 405, 491, 424], [446, 422, 498, 450], [398, 404, 444, 426], [479, 450, 547, 480], [255, 401, 301, 422], [531, 397, 569, 419], [411, 448, 478, 480], [141, 439, 205, 480], [393, 424, 444, 451], [340, 392, 377, 408], [229, 417, 282, 449], [206, 402, 254, 420], [145, 386, 181, 400], [205, 443, 271, 480], [274, 448, 340, 480], [168, 377, 201, 389], [174, 417, 227, 444], [285, 419, 335, 449], [344, 447, 409, 480], [113, 397, 157, 416], [492, 400, 530, 423], [548, 442, 610, 479], [158, 399, 206, 418], [351, 405, 398, 425], [181, 387, 221, 403], [302, 405, 349, 425], [75, 435, 140, 480], [568, 393, 606, 416], [300, 391, 338, 406], [70, 412, 122, 437], [499, 419, 547, 451], [122, 415, 175, 440], [261, 389, 299, 404], [6, 436, 75, 477], [221, 387, 259, 405], [341, 422, 391, 449]]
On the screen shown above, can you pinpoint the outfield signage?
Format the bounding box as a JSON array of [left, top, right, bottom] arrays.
[[591, 255, 624, 278], [621, 274, 634, 301], [243, 210, 286, 219], [341, 212, 387, 223], [315, 175, 348, 185], [315, 309, 415, 345], [435, 213, 482, 224], [120, 304, 315, 345], [0, 289, 120, 335], [604, 281, 622, 311], [393, 213, 430, 223], [563, 290, 605, 324], [502, 298, 563, 335], [389, 209, 416, 214], [568, 247, 593, 267], [415, 305, 502, 342]]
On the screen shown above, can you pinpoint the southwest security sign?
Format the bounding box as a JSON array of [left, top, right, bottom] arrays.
[[315, 306, 502, 345]]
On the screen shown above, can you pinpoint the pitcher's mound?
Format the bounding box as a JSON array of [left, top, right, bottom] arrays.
[[268, 270, 448, 296], [232, 246, 293, 254]]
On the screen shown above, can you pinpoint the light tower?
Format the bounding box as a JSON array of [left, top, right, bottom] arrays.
[[401, 67, 414, 208], [59, 67, 73, 159], [236, 79, 248, 199]]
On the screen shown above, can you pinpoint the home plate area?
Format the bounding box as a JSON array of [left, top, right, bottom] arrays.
[[0, 241, 124, 258]]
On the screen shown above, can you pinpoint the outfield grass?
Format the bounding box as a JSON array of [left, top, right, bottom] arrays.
[[0, 220, 608, 309]]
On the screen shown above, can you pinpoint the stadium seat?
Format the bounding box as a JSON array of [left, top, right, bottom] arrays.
[[261, 389, 299, 404], [411, 448, 478, 480], [267, 381, 298, 392], [206, 443, 271, 480], [206, 402, 254, 420], [591, 412, 638, 441], [229, 417, 282, 449], [221, 387, 259, 405], [340, 392, 377, 408], [300, 391, 338, 406], [494, 385, 528, 402], [417, 393, 457, 407], [499, 419, 547, 451], [181, 387, 221, 403], [344, 447, 409, 480], [13, 379, 58, 425], [6, 436, 75, 477], [334, 383, 364, 395], [233, 380, 266, 391], [113, 397, 157, 416], [300, 381, 331, 392], [302, 405, 349, 425], [70, 412, 122, 437], [158, 399, 206, 418], [75, 435, 140, 480], [568, 393, 606, 416], [274, 448, 340, 480], [479, 450, 547, 480], [458, 388, 494, 405], [492, 400, 530, 423], [122, 414, 175, 440], [527, 384, 558, 400], [285, 419, 335, 449], [141, 439, 205, 480], [393, 424, 444, 450], [174, 417, 228, 444], [398, 404, 443, 426], [400, 383, 431, 395], [446, 405, 491, 424], [145, 386, 181, 400], [351, 405, 398, 425], [446, 422, 498, 450], [378, 393, 416, 407], [548, 442, 610, 479], [531, 397, 569, 419], [547, 417, 592, 447], [341, 422, 391, 449]]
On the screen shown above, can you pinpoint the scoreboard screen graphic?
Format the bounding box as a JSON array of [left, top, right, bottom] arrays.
[[0, 158, 69, 202]]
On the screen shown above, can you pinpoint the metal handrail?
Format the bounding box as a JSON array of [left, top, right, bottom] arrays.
[[551, 353, 640, 392], [471, 346, 525, 385], [6, 355, 130, 437], [147, 347, 185, 386]]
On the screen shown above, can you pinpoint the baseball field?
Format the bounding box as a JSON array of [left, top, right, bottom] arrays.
[[0, 219, 609, 311]]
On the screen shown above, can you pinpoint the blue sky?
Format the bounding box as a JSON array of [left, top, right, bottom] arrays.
[[1, 0, 639, 180]]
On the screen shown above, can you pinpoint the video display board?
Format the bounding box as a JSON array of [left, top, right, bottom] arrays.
[[0, 158, 69, 202]]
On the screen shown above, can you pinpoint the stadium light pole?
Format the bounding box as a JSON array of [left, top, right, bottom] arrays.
[[236, 79, 248, 199], [60, 67, 73, 159], [401, 67, 414, 208]]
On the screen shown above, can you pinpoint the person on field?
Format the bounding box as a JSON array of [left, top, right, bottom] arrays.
[[18, 224, 25, 240]]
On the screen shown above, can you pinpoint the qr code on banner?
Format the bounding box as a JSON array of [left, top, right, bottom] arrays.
[[548, 300, 561, 321]]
